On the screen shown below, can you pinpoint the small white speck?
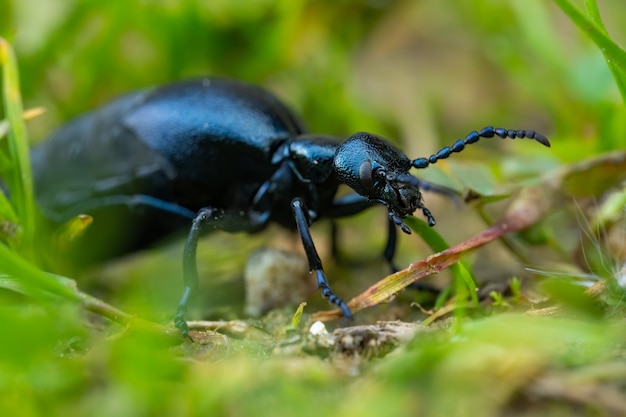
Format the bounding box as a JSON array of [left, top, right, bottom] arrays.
[[202, 78, 211, 87], [309, 321, 328, 335]]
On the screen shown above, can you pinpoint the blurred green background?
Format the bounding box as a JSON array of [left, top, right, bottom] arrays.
[[1, 1, 626, 416], [4, 0, 622, 154]]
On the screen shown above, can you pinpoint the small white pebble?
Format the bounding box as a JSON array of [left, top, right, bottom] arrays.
[[309, 321, 328, 336]]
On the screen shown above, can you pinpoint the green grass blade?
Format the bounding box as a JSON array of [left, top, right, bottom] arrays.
[[404, 216, 449, 253], [0, 243, 79, 302], [0, 38, 37, 254], [583, 0, 626, 106], [404, 217, 478, 307], [553, 0, 626, 105]]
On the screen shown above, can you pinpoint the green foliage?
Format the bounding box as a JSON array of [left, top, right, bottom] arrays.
[[0, 39, 36, 253], [0, 39, 81, 311]]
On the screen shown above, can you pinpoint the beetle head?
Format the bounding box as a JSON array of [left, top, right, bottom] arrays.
[[334, 132, 435, 233]]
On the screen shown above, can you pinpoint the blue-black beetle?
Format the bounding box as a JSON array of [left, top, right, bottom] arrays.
[[31, 77, 550, 336]]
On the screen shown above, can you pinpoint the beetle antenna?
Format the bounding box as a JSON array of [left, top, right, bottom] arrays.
[[411, 126, 550, 169]]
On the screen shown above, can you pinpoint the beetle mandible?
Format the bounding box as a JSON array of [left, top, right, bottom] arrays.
[[32, 77, 550, 336]]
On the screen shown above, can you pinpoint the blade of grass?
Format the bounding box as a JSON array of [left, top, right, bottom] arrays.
[[404, 216, 478, 307], [312, 224, 503, 321], [583, 0, 626, 106], [0, 38, 37, 254], [0, 242, 78, 302], [0, 266, 181, 344], [552, 0, 626, 105]]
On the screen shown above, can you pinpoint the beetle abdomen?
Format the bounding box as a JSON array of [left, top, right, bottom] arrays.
[[31, 78, 311, 269]]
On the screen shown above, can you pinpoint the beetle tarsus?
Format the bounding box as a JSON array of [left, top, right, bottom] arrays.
[[316, 270, 353, 318], [174, 304, 193, 342]]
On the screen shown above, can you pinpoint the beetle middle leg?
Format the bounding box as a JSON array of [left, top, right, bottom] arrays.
[[174, 207, 265, 338]]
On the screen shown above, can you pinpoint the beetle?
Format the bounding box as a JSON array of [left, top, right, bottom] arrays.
[[32, 77, 550, 336]]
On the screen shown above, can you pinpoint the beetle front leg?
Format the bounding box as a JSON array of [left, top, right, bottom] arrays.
[[291, 198, 352, 319]]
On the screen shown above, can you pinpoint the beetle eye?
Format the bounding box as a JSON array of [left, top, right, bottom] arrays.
[[358, 160, 373, 189]]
